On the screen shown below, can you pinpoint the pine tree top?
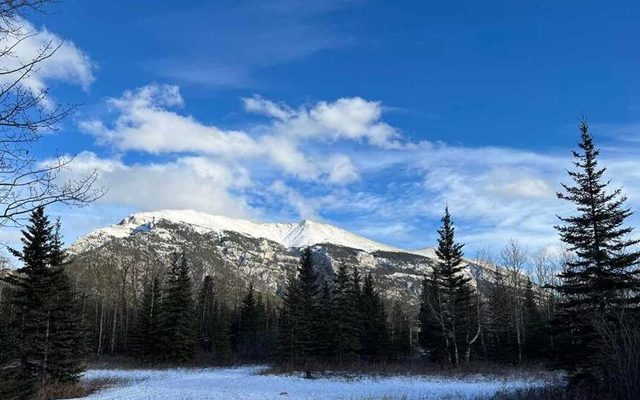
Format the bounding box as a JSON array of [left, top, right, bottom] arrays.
[[555, 120, 640, 308], [434, 207, 470, 291]]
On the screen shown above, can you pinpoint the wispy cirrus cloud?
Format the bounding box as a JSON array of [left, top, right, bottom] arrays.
[[140, 0, 357, 88]]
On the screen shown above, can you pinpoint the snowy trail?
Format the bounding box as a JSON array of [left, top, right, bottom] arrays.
[[73, 366, 548, 400]]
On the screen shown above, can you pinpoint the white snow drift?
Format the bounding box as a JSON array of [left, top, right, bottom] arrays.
[[73, 366, 549, 400]]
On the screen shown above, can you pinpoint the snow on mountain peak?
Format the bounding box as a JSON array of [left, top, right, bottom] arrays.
[[71, 209, 410, 254]]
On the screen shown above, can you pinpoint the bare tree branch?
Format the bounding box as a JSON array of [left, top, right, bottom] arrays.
[[0, 0, 104, 228]]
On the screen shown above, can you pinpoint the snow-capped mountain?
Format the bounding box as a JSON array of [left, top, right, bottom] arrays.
[[66, 210, 489, 310], [70, 209, 411, 255]]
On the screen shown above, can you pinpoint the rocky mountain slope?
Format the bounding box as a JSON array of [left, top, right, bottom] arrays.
[[67, 210, 492, 310]]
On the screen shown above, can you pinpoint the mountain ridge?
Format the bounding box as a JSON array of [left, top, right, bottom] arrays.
[[70, 209, 434, 257]]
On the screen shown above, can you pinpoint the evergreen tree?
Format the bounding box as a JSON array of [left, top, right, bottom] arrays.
[[45, 221, 86, 382], [197, 275, 215, 353], [523, 278, 545, 360], [389, 301, 412, 359], [277, 270, 300, 364], [130, 276, 162, 362], [418, 273, 446, 361], [0, 281, 17, 366], [234, 283, 267, 359], [332, 264, 361, 363], [554, 120, 640, 380], [419, 207, 475, 367], [317, 282, 336, 360], [160, 253, 196, 363], [277, 248, 321, 365], [359, 271, 390, 360], [1, 207, 85, 398], [211, 299, 233, 360], [296, 248, 321, 360], [485, 269, 513, 363]]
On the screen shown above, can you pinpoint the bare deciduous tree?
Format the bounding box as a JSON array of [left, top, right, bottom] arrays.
[[0, 0, 103, 228], [500, 239, 528, 363]]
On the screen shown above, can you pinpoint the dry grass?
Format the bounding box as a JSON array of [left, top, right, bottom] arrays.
[[36, 377, 128, 399], [87, 354, 244, 371], [471, 384, 628, 400], [262, 359, 558, 381]]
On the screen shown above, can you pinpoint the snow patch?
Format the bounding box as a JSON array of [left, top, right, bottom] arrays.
[[74, 366, 550, 400]]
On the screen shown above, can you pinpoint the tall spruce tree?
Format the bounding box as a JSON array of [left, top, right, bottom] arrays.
[[160, 253, 196, 363], [45, 221, 86, 382], [130, 276, 162, 362], [296, 248, 321, 360], [317, 283, 336, 360], [277, 271, 300, 364], [332, 264, 361, 363], [1, 207, 85, 398], [554, 120, 640, 380], [277, 248, 321, 365], [210, 298, 232, 360], [234, 283, 268, 359], [419, 207, 474, 367], [359, 271, 390, 360], [197, 275, 215, 353]]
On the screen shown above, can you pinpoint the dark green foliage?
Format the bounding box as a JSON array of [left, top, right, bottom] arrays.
[[316, 283, 336, 359], [195, 275, 233, 359], [0, 207, 85, 398], [359, 271, 390, 360], [45, 256, 86, 383], [0, 281, 18, 365], [159, 253, 196, 363], [211, 300, 233, 359], [484, 270, 514, 363], [554, 121, 640, 381], [523, 279, 545, 360], [418, 207, 476, 367], [233, 283, 269, 359], [332, 264, 361, 363], [197, 275, 215, 353], [418, 273, 445, 361], [389, 301, 412, 359], [277, 248, 322, 365], [130, 276, 162, 361]]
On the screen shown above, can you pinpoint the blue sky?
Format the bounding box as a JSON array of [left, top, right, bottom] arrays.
[[11, 0, 640, 256]]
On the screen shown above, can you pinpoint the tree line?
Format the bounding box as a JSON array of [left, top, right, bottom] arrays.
[[1, 121, 639, 399]]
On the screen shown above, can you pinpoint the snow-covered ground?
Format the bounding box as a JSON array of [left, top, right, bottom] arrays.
[[72, 366, 549, 400]]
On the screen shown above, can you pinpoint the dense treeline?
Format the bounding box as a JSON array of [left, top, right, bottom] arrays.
[[1, 122, 639, 399]]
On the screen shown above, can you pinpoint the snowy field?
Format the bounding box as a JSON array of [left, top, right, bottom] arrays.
[[72, 366, 550, 400]]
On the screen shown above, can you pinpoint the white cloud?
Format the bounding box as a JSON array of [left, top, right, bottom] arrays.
[[65, 152, 252, 218], [325, 154, 360, 184], [81, 85, 378, 184], [0, 18, 95, 98], [242, 96, 294, 120], [244, 95, 402, 147], [81, 84, 258, 157]]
